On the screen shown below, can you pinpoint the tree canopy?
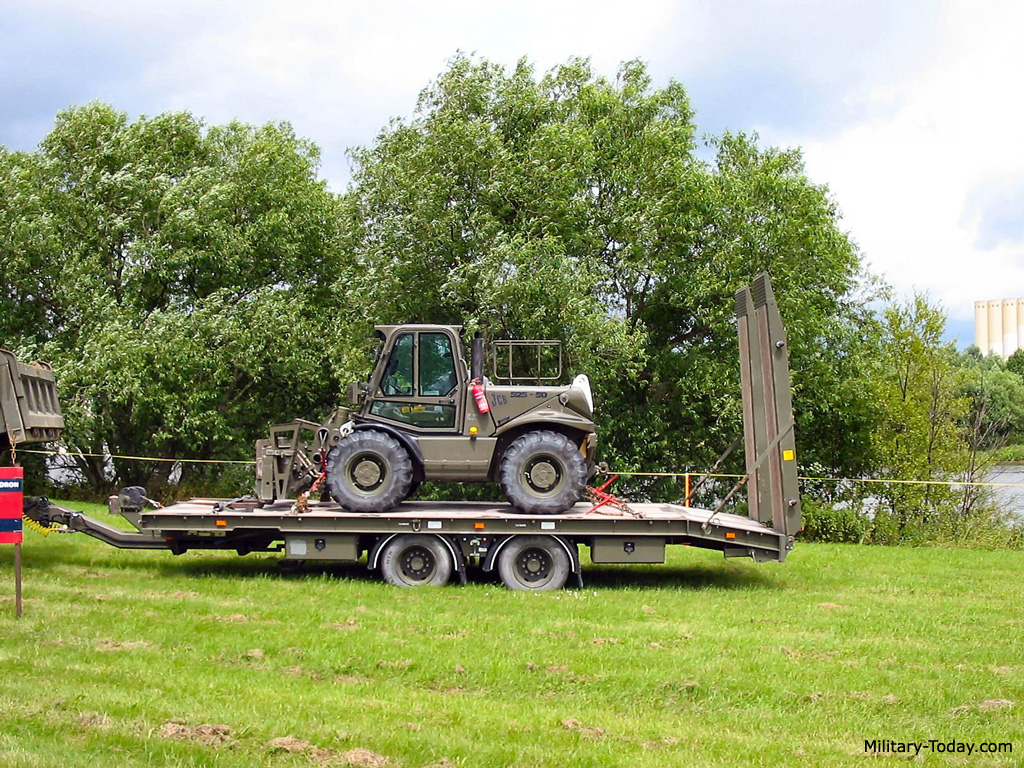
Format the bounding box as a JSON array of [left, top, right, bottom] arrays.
[[340, 56, 871, 491], [0, 103, 345, 488]]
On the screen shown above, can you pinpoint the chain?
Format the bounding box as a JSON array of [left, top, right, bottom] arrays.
[[584, 483, 644, 519]]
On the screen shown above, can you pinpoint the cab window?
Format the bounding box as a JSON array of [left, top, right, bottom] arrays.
[[379, 333, 413, 396], [370, 400, 456, 428], [419, 332, 457, 396]]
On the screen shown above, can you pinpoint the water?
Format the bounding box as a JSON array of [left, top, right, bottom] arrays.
[[988, 464, 1024, 521]]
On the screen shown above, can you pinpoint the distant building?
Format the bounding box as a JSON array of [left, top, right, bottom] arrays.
[[975, 298, 1024, 359]]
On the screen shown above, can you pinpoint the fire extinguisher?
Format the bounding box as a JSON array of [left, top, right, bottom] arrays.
[[471, 378, 490, 414]]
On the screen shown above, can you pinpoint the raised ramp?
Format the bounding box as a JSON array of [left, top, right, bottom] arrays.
[[735, 274, 801, 540]]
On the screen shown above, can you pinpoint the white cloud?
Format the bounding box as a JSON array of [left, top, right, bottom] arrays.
[[128, 0, 677, 186], [765, 0, 1024, 326], [7, 0, 1018, 342]]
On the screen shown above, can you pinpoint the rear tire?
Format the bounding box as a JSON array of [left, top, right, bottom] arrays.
[[496, 535, 570, 591], [380, 535, 452, 587], [325, 431, 413, 513], [499, 430, 586, 514]]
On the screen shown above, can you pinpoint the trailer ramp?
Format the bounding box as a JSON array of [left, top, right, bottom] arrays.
[[735, 273, 801, 544]]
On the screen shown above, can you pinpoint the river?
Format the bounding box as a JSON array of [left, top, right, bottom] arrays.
[[988, 464, 1024, 521]]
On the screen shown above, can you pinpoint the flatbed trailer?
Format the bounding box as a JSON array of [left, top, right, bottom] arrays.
[[19, 273, 802, 590], [25, 495, 792, 590]]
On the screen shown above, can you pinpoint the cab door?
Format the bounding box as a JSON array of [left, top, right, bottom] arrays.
[[368, 330, 465, 433]]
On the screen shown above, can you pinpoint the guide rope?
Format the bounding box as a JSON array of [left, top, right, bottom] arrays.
[[17, 448, 254, 465], [16, 449, 1024, 490]]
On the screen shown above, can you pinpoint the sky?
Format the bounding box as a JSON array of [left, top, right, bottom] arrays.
[[2, 0, 1021, 346]]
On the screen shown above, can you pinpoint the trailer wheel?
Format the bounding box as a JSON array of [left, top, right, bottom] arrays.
[[379, 535, 452, 587], [499, 430, 586, 514], [496, 535, 570, 591], [326, 431, 413, 513]]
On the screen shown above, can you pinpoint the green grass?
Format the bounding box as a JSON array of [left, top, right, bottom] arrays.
[[1, 500, 1022, 767]]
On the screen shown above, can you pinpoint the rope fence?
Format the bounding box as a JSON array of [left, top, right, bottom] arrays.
[[15, 448, 1024, 491], [605, 470, 1024, 490], [17, 448, 254, 466]]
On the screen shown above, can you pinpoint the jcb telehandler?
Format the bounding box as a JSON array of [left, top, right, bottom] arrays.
[[257, 326, 598, 514]]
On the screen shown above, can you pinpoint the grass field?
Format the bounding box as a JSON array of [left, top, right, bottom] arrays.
[[1, 500, 1022, 767]]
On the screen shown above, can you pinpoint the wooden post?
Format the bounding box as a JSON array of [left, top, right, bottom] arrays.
[[14, 543, 21, 618]]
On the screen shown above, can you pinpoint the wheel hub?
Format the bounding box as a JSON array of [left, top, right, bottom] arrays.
[[516, 548, 550, 583], [401, 547, 434, 580], [351, 457, 383, 490], [524, 457, 561, 493]]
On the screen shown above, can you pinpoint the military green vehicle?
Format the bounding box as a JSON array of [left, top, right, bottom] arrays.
[[257, 325, 598, 514]]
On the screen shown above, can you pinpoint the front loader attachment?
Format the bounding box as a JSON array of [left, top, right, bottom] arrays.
[[1, 350, 64, 451], [735, 274, 801, 540]]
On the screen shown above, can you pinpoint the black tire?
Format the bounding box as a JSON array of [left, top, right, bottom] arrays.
[[379, 535, 452, 587], [496, 535, 570, 591], [325, 431, 413, 513], [498, 430, 587, 514], [404, 480, 421, 501]]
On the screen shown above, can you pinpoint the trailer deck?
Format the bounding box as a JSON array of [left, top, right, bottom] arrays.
[[24, 494, 793, 590], [131, 498, 791, 563]]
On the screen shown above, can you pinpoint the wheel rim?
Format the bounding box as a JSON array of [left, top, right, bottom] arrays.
[[522, 455, 564, 497], [348, 452, 387, 494], [515, 547, 552, 585], [399, 545, 436, 583]]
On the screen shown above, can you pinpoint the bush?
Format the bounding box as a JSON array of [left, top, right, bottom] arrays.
[[988, 443, 1024, 463], [799, 499, 867, 543]]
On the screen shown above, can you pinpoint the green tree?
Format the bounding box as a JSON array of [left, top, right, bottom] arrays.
[[341, 54, 871, 492], [0, 103, 345, 492], [1005, 348, 1024, 380], [956, 351, 1024, 517], [959, 353, 1024, 449], [866, 296, 970, 542]]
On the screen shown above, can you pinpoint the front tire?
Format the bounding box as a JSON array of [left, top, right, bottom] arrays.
[[325, 431, 413, 513], [380, 535, 452, 587], [499, 430, 587, 514]]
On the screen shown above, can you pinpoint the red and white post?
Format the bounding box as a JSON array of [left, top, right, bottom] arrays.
[[0, 467, 24, 617]]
